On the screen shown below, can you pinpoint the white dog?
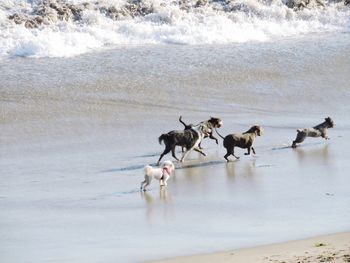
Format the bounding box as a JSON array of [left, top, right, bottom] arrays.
[[140, 160, 175, 191]]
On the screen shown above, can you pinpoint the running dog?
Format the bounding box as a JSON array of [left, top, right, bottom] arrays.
[[292, 117, 335, 148], [216, 125, 263, 162], [179, 116, 223, 147], [140, 160, 175, 191], [157, 124, 211, 164]]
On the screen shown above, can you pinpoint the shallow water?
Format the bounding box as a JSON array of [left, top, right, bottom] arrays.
[[1, 33, 350, 262]]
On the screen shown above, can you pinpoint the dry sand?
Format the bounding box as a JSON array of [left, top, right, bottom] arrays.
[[154, 232, 350, 263]]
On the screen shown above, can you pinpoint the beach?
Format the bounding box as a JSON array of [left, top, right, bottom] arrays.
[[154, 232, 350, 263], [1, 36, 350, 262], [1, 1, 350, 262]]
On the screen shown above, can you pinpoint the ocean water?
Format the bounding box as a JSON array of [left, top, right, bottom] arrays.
[[1, 1, 350, 263], [0, 0, 350, 58]]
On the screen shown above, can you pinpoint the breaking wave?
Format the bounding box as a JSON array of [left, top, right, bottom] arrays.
[[0, 0, 349, 58]]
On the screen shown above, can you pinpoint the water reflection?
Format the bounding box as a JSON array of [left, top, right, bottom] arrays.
[[140, 189, 173, 223], [295, 144, 331, 165], [225, 159, 256, 182]]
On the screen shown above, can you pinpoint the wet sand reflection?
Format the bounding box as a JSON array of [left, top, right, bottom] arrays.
[[141, 189, 173, 223]]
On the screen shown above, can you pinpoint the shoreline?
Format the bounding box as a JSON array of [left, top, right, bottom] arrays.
[[152, 232, 350, 263]]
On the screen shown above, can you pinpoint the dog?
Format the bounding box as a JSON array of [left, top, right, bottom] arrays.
[[157, 124, 211, 165], [216, 125, 263, 162], [140, 160, 175, 191], [291, 117, 335, 148], [179, 116, 223, 148]]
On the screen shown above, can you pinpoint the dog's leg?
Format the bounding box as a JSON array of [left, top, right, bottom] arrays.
[[193, 147, 206, 156], [245, 147, 251, 155], [224, 149, 231, 162], [224, 147, 238, 161], [321, 130, 329, 140], [140, 179, 146, 190], [251, 147, 256, 154], [231, 147, 240, 159], [162, 174, 170, 187], [209, 133, 219, 144], [292, 131, 306, 148], [171, 147, 180, 161], [142, 177, 152, 191], [157, 145, 172, 165], [198, 142, 203, 150], [143, 181, 151, 191], [180, 147, 193, 162]]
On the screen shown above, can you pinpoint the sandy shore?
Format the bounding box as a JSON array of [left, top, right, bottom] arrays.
[[153, 232, 350, 263]]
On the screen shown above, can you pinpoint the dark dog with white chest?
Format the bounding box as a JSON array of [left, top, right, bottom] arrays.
[[216, 125, 263, 162], [157, 124, 211, 165], [179, 116, 223, 147], [292, 117, 335, 148]]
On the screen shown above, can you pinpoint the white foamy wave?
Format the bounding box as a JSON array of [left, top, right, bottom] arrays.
[[0, 0, 349, 58]]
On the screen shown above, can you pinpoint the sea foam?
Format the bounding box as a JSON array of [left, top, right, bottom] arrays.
[[0, 0, 349, 58]]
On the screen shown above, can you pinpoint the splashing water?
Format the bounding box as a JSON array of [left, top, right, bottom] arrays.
[[0, 0, 349, 58]]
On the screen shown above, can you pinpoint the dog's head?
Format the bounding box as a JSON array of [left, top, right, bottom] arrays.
[[162, 160, 175, 173], [208, 117, 223, 128], [325, 117, 335, 128], [250, 125, 263, 136]]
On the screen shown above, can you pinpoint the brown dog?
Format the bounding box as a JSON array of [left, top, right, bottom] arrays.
[[216, 125, 263, 162], [292, 117, 335, 148]]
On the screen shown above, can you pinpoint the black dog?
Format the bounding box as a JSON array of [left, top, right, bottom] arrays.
[[157, 124, 211, 165]]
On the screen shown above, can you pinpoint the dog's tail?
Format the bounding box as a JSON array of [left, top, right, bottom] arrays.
[[179, 116, 193, 130], [179, 116, 185, 126], [297, 129, 302, 133], [158, 134, 168, 145], [214, 128, 225, 139]]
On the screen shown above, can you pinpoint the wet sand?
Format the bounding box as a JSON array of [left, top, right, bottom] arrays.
[[1, 35, 350, 262], [153, 232, 350, 263]]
